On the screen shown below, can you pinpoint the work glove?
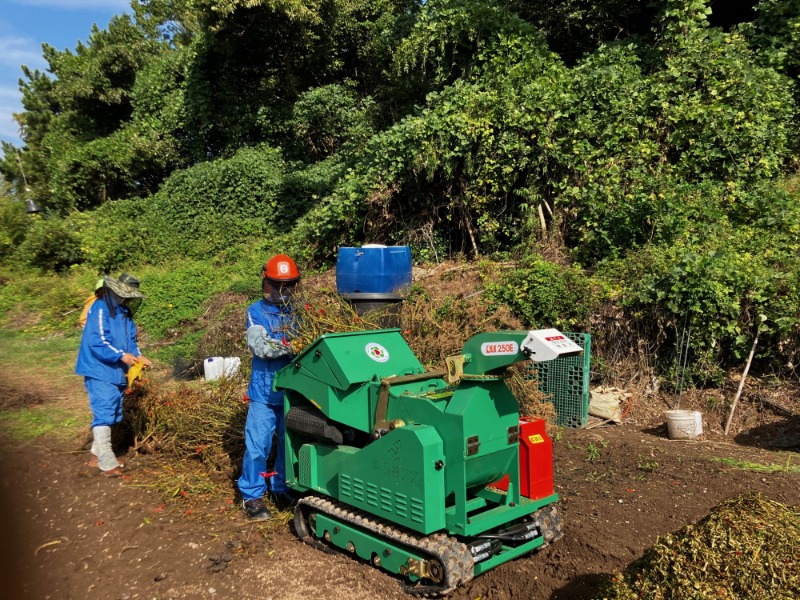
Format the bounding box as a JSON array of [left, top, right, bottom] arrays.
[[247, 325, 293, 359]]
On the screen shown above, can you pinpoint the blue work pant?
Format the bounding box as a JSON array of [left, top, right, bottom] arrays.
[[84, 377, 126, 428], [238, 401, 287, 501]]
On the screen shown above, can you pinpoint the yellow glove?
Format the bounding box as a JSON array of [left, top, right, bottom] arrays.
[[127, 361, 146, 388]]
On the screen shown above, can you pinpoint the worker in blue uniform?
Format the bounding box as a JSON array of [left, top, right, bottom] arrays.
[[76, 273, 151, 477], [238, 254, 301, 520]]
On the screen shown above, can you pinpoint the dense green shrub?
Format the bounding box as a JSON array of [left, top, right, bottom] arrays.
[[278, 156, 350, 227], [15, 216, 84, 273], [129, 260, 247, 364], [284, 168, 376, 265], [484, 257, 596, 330], [604, 222, 800, 382], [74, 199, 148, 273], [0, 197, 29, 260], [0, 266, 97, 333], [74, 145, 293, 270], [330, 2, 796, 262], [747, 0, 800, 84], [143, 145, 288, 258], [289, 84, 376, 160]]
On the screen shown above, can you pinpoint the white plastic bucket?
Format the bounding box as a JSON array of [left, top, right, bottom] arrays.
[[223, 356, 241, 377], [665, 410, 703, 440], [203, 356, 224, 381]]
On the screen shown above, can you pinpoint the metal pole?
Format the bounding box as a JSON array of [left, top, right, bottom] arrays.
[[674, 314, 691, 400]]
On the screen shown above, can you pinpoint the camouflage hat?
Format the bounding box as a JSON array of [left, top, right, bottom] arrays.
[[103, 273, 144, 299], [119, 273, 141, 289]]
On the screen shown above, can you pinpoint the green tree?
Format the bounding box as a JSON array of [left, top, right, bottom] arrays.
[[0, 68, 57, 211], [289, 84, 376, 161], [45, 15, 163, 137]]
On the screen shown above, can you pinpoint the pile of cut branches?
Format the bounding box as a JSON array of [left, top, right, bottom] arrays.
[[123, 376, 248, 475], [290, 289, 387, 354]]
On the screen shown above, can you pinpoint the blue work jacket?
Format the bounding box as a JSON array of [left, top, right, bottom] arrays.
[[246, 299, 295, 405], [75, 297, 141, 385]]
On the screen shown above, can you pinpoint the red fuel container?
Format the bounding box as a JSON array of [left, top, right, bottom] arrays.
[[491, 417, 554, 500]]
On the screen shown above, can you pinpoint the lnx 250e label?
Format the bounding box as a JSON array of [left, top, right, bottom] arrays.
[[480, 341, 519, 356]]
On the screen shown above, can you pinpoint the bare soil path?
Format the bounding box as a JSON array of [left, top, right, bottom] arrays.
[[1, 372, 797, 600]]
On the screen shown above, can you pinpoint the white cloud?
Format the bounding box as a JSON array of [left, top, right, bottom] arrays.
[[0, 35, 46, 69], [0, 112, 22, 145], [10, 0, 130, 9], [0, 85, 23, 145], [0, 85, 23, 101], [0, 120, 22, 145]]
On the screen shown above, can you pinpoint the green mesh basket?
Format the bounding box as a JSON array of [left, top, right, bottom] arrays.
[[528, 332, 591, 428]]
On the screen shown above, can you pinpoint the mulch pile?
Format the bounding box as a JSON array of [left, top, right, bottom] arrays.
[[600, 492, 799, 600]]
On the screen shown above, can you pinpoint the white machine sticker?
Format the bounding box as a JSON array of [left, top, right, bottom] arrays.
[[366, 342, 390, 363], [480, 341, 519, 356]]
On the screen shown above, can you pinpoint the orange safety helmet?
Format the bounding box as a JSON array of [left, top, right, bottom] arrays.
[[261, 254, 301, 283]]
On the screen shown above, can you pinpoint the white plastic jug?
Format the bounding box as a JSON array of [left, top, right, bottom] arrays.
[[203, 357, 224, 381]]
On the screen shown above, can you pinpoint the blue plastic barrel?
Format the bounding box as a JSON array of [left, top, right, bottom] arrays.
[[336, 245, 412, 296]]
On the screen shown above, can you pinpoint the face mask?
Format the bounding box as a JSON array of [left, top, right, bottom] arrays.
[[107, 290, 125, 306], [126, 298, 142, 316], [263, 281, 297, 305]]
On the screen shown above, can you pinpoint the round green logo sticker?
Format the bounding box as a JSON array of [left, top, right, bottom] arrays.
[[365, 342, 390, 363]]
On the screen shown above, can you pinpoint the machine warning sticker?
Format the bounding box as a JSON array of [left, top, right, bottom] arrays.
[[480, 341, 519, 356], [365, 342, 390, 363], [528, 434, 545, 444]]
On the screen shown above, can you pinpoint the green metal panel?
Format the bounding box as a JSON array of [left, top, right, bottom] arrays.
[[282, 369, 373, 432], [297, 444, 318, 490], [339, 425, 446, 533], [276, 329, 426, 432], [295, 444, 359, 495], [307, 425, 447, 534], [439, 381, 521, 534], [376, 380, 536, 536], [294, 329, 424, 387]]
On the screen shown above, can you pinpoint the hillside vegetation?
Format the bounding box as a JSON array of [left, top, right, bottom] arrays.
[[2, 0, 800, 386]]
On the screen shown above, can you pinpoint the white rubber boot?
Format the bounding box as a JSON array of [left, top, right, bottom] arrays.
[[89, 433, 99, 465], [92, 426, 119, 471]]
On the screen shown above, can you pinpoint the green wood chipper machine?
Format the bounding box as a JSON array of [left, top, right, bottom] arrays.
[[274, 328, 582, 595]]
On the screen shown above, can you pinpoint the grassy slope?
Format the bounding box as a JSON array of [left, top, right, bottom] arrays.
[[0, 329, 89, 442]]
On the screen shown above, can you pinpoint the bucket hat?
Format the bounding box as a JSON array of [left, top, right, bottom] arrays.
[[103, 273, 144, 299], [119, 273, 141, 289]]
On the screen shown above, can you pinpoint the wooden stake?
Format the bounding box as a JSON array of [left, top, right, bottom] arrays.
[[537, 203, 547, 237], [724, 331, 760, 436], [463, 211, 479, 258]]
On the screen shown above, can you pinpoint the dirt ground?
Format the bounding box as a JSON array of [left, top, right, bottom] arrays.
[[1, 366, 798, 600]]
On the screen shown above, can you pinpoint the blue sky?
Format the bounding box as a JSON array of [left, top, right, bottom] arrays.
[[0, 0, 131, 146]]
